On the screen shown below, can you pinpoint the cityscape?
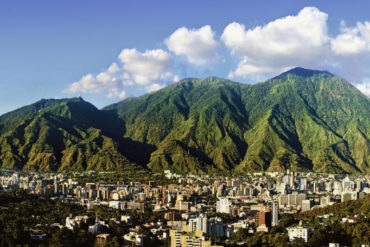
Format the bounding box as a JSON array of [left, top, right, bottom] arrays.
[[1, 1, 370, 246], [0, 170, 368, 246]]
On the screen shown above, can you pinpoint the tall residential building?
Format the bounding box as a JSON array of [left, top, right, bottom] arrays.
[[289, 174, 295, 188], [325, 182, 333, 192], [243, 187, 253, 197], [188, 215, 209, 234], [313, 181, 320, 193], [301, 200, 312, 212], [278, 193, 306, 207], [299, 178, 307, 191], [272, 201, 279, 226], [53, 179, 59, 195], [341, 192, 358, 202], [209, 218, 225, 237], [342, 176, 355, 191], [320, 196, 331, 206], [216, 198, 231, 215], [257, 207, 271, 227], [356, 181, 362, 191]]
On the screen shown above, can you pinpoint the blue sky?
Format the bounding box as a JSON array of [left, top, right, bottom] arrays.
[[1, 0, 370, 115]]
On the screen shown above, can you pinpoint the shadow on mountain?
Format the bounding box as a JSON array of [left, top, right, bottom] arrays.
[[120, 138, 157, 166]]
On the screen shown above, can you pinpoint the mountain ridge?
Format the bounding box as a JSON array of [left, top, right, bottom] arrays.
[[1, 67, 369, 174]]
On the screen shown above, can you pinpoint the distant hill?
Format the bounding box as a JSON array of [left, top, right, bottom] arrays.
[[1, 68, 369, 173], [0, 98, 139, 171]]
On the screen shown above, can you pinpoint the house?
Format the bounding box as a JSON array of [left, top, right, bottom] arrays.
[[65, 216, 82, 231], [123, 232, 143, 247], [287, 226, 312, 243], [96, 234, 111, 247], [341, 216, 358, 224]]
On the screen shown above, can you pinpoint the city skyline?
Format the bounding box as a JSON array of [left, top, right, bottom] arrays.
[[1, 169, 368, 246]]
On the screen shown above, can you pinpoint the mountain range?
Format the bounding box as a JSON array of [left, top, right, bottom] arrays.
[[0, 67, 369, 174]]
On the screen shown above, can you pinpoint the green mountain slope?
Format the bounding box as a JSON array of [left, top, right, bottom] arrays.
[[0, 68, 369, 173], [0, 98, 136, 171], [104, 68, 369, 174]]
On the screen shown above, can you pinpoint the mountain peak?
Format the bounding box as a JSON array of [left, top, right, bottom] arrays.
[[32, 97, 86, 108], [279, 67, 333, 78]]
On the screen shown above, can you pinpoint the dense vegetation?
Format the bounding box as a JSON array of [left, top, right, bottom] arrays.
[[1, 67, 369, 174], [0, 191, 165, 247], [0, 190, 95, 246], [70, 170, 178, 185]]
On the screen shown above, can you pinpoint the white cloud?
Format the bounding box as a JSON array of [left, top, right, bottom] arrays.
[[118, 48, 173, 85], [173, 75, 180, 82], [221, 7, 330, 79], [331, 21, 370, 55], [107, 88, 127, 99], [228, 57, 287, 79], [356, 81, 370, 96], [65, 70, 128, 99], [64, 65, 122, 95], [222, 7, 328, 59], [146, 83, 166, 93], [65, 7, 370, 99], [65, 49, 176, 98], [118, 90, 127, 98], [107, 62, 120, 73], [221, 7, 370, 83], [165, 25, 218, 64]]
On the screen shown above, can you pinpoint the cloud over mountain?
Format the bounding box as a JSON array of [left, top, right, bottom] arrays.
[[64, 6, 370, 98], [356, 81, 370, 96], [118, 49, 173, 85], [64, 49, 176, 98], [221, 7, 329, 78], [219, 7, 370, 94], [64, 63, 127, 98], [165, 25, 218, 64], [331, 21, 370, 55]]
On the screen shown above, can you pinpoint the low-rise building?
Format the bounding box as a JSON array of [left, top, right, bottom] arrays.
[[123, 232, 143, 246], [287, 226, 311, 243]]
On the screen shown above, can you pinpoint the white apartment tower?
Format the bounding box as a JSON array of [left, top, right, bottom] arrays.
[[216, 198, 232, 215], [272, 201, 279, 226]]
